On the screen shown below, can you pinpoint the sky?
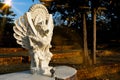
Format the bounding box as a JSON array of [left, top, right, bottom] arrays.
[[11, 0, 40, 19], [9, 0, 63, 26], [10, 0, 64, 26]]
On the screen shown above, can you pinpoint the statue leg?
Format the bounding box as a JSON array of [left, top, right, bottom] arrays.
[[34, 53, 40, 70], [29, 51, 35, 68], [41, 59, 53, 76], [30, 54, 35, 68], [36, 45, 53, 76], [30, 53, 40, 74], [29, 51, 38, 74]]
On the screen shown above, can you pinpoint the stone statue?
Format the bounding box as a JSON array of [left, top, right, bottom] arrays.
[[13, 4, 54, 76]]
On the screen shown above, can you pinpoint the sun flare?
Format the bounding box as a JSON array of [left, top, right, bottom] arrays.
[[4, 0, 12, 6]]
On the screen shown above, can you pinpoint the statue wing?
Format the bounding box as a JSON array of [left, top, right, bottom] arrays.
[[13, 4, 54, 50], [13, 15, 31, 49]]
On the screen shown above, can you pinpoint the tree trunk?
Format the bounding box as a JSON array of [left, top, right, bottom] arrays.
[[83, 13, 90, 65], [92, 8, 97, 64], [0, 17, 6, 43]]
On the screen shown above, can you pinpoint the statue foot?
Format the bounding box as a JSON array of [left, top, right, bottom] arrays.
[[30, 67, 55, 77], [43, 67, 55, 77], [30, 67, 40, 74], [50, 67, 55, 77]]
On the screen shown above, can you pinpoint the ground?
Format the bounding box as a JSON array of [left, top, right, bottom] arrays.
[[0, 48, 120, 80]]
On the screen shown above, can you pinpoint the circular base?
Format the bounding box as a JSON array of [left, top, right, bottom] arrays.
[[0, 66, 77, 80], [55, 66, 77, 79]]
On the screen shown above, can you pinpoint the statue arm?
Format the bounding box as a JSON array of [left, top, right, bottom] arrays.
[[46, 14, 54, 43], [47, 14, 54, 34]]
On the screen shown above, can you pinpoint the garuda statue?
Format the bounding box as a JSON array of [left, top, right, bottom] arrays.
[[13, 4, 54, 76]]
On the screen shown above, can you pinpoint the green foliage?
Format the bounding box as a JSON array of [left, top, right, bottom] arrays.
[[0, 2, 16, 47], [52, 27, 82, 49]]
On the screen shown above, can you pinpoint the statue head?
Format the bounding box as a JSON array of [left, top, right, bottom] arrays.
[[33, 15, 49, 37]]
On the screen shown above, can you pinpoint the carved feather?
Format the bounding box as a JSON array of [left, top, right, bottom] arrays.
[[19, 16, 27, 32], [13, 14, 30, 49], [16, 40, 22, 45], [13, 26, 25, 37], [14, 20, 23, 33], [13, 33, 22, 41]]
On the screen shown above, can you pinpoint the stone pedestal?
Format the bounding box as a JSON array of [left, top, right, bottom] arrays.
[[0, 66, 77, 80]]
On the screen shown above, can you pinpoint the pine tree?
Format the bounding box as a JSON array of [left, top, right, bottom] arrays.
[[0, 1, 16, 47]]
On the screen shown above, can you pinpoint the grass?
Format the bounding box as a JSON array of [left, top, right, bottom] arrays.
[[0, 51, 28, 57], [1, 49, 120, 79], [0, 63, 30, 74]]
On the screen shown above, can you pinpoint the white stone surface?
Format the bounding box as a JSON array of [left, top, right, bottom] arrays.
[[0, 71, 54, 80], [13, 4, 54, 76], [0, 66, 77, 80], [54, 66, 77, 79]]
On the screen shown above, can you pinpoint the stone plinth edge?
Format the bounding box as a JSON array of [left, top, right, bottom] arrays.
[[54, 66, 77, 80], [0, 66, 77, 80]]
